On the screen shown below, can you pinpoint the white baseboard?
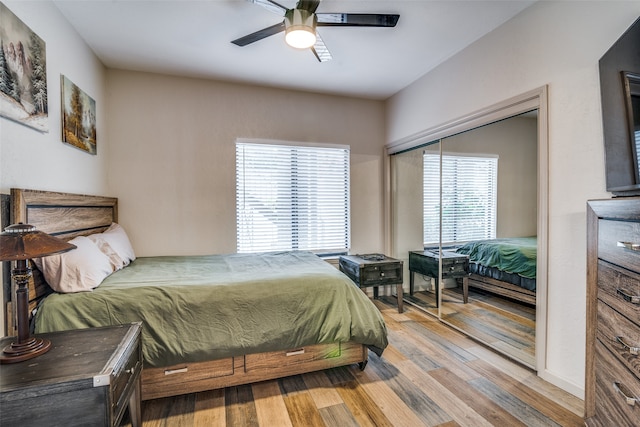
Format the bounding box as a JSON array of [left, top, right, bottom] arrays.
[[538, 368, 585, 401]]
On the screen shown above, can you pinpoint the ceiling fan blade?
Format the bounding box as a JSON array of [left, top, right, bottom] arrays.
[[248, 0, 288, 16], [311, 31, 332, 62], [317, 13, 400, 27], [295, 0, 321, 13], [231, 21, 286, 46]]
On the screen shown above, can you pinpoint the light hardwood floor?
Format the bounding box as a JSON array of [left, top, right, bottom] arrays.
[[124, 296, 583, 426], [405, 286, 536, 367]]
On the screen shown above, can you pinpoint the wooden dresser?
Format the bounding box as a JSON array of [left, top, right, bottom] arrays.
[[585, 197, 640, 426]]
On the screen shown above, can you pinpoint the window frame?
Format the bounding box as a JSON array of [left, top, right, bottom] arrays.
[[235, 138, 351, 255], [423, 150, 498, 246]]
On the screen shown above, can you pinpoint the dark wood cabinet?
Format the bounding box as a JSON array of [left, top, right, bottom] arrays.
[[585, 197, 640, 426], [339, 254, 404, 313], [0, 323, 142, 427]]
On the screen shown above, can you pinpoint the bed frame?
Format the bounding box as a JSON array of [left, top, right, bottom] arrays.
[[6, 188, 368, 400], [467, 273, 536, 306]]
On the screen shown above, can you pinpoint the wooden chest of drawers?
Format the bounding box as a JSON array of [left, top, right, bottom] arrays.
[[0, 323, 142, 427], [585, 197, 640, 426]]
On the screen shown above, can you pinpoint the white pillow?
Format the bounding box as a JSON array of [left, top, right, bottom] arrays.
[[88, 237, 124, 271], [89, 223, 136, 270], [33, 236, 114, 293]]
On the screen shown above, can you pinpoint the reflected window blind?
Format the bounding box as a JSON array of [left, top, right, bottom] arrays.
[[424, 152, 497, 245], [236, 141, 350, 253]]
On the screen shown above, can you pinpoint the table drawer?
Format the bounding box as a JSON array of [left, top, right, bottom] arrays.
[[111, 339, 142, 424], [598, 219, 640, 273], [409, 250, 468, 279], [598, 260, 640, 325], [442, 258, 469, 278], [339, 257, 403, 287], [361, 263, 402, 285], [593, 341, 640, 425], [597, 301, 640, 376]]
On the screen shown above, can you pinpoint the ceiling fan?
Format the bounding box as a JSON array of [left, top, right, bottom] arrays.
[[231, 0, 400, 62]]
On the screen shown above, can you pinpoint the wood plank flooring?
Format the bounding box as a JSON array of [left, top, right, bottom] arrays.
[[404, 286, 536, 367], [123, 297, 583, 427]]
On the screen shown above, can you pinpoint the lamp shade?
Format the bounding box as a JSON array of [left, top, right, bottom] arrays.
[[285, 8, 317, 49], [0, 223, 76, 261]]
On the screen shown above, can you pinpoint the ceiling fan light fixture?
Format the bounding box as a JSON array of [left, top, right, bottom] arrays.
[[285, 9, 317, 49]]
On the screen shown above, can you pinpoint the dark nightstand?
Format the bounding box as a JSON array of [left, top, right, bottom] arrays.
[[339, 254, 404, 313], [409, 249, 469, 307], [0, 323, 142, 427]]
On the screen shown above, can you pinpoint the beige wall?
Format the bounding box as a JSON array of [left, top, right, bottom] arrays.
[[0, 1, 108, 195], [105, 70, 386, 256], [386, 0, 640, 398], [0, 1, 107, 337]]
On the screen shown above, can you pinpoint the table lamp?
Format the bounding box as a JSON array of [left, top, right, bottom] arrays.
[[0, 223, 76, 364]]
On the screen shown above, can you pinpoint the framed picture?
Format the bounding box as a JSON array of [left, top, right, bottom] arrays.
[[61, 75, 96, 154], [0, 2, 48, 132]]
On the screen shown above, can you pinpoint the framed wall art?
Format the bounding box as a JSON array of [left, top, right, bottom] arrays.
[[61, 75, 96, 154], [0, 2, 48, 132]]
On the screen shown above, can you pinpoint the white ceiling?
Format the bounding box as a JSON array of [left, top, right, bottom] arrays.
[[52, 0, 536, 100]]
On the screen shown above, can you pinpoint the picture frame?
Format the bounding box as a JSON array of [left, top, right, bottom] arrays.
[[61, 75, 96, 155], [0, 2, 48, 132]]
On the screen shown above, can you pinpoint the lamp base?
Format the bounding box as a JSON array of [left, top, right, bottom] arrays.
[[0, 336, 51, 364]]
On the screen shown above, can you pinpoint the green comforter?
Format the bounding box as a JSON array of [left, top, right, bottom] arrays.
[[34, 251, 388, 367], [456, 237, 537, 279]]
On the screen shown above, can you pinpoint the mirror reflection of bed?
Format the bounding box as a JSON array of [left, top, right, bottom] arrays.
[[391, 109, 539, 368]]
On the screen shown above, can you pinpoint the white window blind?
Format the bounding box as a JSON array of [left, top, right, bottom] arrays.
[[236, 141, 350, 254], [424, 152, 497, 245]]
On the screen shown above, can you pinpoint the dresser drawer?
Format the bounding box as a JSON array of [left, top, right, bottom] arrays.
[[597, 301, 640, 376], [593, 341, 640, 426], [598, 219, 640, 273], [598, 260, 640, 325]]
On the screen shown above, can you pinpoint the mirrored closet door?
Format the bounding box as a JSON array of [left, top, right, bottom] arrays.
[[387, 88, 547, 369]]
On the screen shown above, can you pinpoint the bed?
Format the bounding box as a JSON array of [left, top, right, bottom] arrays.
[[455, 237, 537, 305], [5, 188, 388, 400]]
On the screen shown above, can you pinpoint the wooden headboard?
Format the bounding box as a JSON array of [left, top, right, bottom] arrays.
[[12, 188, 118, 238], [4, 189, 118, 336]]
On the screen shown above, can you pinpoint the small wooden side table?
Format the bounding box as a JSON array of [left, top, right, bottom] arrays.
[[0, 323, 142, 427], [409, 250, 469, 307], [339, 254, 404, 313]]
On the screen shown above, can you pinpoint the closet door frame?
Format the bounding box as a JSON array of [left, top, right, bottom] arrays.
[[384, 86, 548, 372]]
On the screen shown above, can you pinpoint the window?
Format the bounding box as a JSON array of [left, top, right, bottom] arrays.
[[423, 152, 497, 245], [236, 140, 350, 254]]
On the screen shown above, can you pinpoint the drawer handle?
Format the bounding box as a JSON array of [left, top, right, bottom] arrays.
[[613, 381, 639, 406], [286, 349, 305, 357], [164, 367, 188, 375], [616, 288, 640, 305], [617, 241, 640, 251], [616, 336, 640, 355]]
